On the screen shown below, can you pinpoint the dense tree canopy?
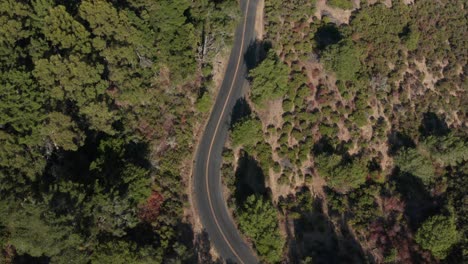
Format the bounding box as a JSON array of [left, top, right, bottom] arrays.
[[0, 0, 239, 262]]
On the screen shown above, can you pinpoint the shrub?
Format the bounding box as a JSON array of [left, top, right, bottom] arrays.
[[249, 50, 290, 107], [415, 215, 459, 259], [315, 154, 368, 191], [238, 196, 285, 263], [327, 0, 353, 9], [195, 93, 212, 113], [231, 118, 263, 147]]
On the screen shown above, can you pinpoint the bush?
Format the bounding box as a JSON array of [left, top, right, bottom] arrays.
[[195, 92, 212, 113], [415, 215, 459, 259], [238, 196, 285, 263], [231, 118, 263, 147], [278, 174, 290, 185], [327, 0, 353, 9], [273, 162, 281, 173], [322, 39, 362, 82], [315, 154, 368, 191], [249, 50, 290, 107], [394, 148, 435, 184]]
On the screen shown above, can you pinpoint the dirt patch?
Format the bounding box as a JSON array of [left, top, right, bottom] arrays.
[[255, 0, 264, 40], [360, 124, 373, 141], [211, 50, 231, 94], [257, 99, 284, 128], [382, 0, 392, 7], [271, 171, 294, 202], [310, 174, 327, 200], [337, 119, 351, 142], [413, 59, 439, 92], [315, 0, 354, 25]]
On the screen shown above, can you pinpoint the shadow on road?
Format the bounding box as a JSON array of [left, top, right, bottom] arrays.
[[230, 97, 252, 130], [243, 39, 271, 71]]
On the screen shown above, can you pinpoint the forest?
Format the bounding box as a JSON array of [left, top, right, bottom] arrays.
[[0, 0, 238, 263], [223, 0, 467, 263]]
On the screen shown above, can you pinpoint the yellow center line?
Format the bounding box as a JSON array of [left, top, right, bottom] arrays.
[[204, 0, 251, 263]]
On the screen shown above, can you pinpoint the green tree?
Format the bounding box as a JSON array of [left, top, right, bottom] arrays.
[[415, 215, 459, 260], [238, 195, 284, 263], [150, 0, 197, 80], [41, 112, 84, 151], [91, 240, 163, 264], [195, 92, 212, 113], [0, 70, 44, 136], [395, 148, 435, 184], [32, 54, 106, 104], [322, 39, 362, 82], [327, 0, 353, 9], [403, 25, 420, 51], [315, 154, 368, 191], [0, 131, 46, 185], [249, 50, 289, 107], [0, 201, 82, 259], [42, 5, 91, 53], [421, 134, 468, 167], [0, 0, 33, 66], [231, 117, 263, 147]]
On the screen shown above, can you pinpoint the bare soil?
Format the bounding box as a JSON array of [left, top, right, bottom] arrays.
[[255, 0, 264, 40], [315, 0, 354, 25]]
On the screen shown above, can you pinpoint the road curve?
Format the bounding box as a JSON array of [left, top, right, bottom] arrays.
[[193, 0, 259, 263]]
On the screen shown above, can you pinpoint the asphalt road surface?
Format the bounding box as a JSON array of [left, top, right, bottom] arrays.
[[193, 0, 260, 263]]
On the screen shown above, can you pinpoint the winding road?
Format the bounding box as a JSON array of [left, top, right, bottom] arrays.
[[193, 0, 259, 263]]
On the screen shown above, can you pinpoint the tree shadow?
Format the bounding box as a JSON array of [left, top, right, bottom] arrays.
[[230, 97, 252, 129], [192, 229, 236, 264], [314, 23, 342, 51], [12, 255, 50, 264], [419, 112, 449, 137], [312, 136, 352, 159], [387, 130, 416, 155], [243, 39, 271, 71], [234, 151, 267, 205], [286, 188, 367, 263], [193, 230, 214, 264], [126, 222, 159, 245], [391, 172, 440, 230], [312, 136, 335, 156]]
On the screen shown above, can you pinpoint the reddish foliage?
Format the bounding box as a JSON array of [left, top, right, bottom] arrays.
[[311, 68, 321, 78], [138, 191, 164, 223], [2, 244, 16, 263], [137, 120, 157, 140], [106, 85, 118, 97], [382, 196, 405, 214], [367, 215, 432, 264], [163, 117, 174, 132]]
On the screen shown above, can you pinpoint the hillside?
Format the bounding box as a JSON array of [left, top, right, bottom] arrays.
[[224, 0, 467, 263]]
